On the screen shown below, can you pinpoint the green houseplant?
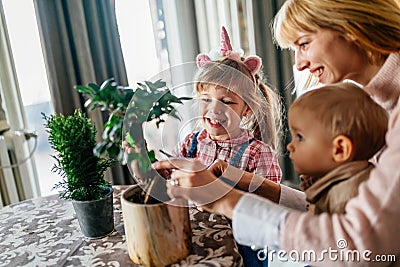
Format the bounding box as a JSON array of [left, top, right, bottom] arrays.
[[42, 109, 115, 238], [75, 78, 191, 201], [121, 79, 192, 266], [74, 78, 134, 162], [76, 78, 192, 266]]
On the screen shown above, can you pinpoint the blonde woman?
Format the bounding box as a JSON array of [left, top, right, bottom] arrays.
[[153, 0, 400, 265]]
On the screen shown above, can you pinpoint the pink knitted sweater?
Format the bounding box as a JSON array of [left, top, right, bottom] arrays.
[[282, 53, 400, 266]]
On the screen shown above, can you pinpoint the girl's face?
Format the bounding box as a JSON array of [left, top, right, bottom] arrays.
[[292, 29, 371, 85], [200, 86, 250, 141], [287, 108, 339, 177]]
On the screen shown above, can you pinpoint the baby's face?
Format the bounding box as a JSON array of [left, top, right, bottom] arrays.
[[287, 108, 338, 177], [199, 85, 249, 141]]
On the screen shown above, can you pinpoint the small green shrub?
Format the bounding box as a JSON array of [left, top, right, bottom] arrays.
[[42, 109, 115, 201]]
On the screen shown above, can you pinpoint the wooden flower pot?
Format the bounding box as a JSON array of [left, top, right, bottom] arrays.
[[121, 184, 191, 267]]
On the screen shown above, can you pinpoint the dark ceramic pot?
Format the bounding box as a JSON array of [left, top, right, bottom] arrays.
[[72, 187, 114, 239]]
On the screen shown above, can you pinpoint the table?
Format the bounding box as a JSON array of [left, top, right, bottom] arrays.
[[0, 186, 243, 266]]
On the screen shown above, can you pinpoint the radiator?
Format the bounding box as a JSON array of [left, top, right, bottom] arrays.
[[0, 130, 39, 207]]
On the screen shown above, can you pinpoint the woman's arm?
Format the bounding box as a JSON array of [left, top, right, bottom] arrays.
[[279, 184, 308, 211], [222, 163, 281, 203], [210, 160, 308, 210], [151, 159, 301, 253]]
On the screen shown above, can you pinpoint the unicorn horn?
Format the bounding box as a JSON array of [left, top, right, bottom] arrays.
[[220, 26, 233, 56]]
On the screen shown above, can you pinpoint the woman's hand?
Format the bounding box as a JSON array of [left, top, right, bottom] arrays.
[[152, 158, 244, 218]]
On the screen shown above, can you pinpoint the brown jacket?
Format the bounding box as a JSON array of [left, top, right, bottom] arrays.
[[301, 161, 373, 214]]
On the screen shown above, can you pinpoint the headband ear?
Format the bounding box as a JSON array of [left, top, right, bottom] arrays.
[[197, 54, 212, 68], [220, 26, 233, 56], [243, 56, 262, 75]]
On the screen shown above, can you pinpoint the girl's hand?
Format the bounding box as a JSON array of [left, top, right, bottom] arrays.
[[208, 159, 228, 177], [208, 159, 247, 189]]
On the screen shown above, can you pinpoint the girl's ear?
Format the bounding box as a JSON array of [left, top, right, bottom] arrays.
[[332, 135, 353, 162], [243, 56, 262, 76], [243, 106, 253, 116], [197, 54, 211, 68]]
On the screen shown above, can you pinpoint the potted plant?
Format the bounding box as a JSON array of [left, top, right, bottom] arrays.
[[42, 109, 116, 239], [76, 78, 193, 266], [74, 78, 134, 162], [120, 79, 193, 267], [74, 77, 190, 201]]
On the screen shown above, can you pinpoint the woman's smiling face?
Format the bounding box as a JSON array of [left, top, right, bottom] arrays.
[[200, 85, 250, 141], [292, 29, 369, 85]]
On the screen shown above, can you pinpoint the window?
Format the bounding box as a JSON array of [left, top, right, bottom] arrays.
[[1, 1, 213, 196], [115, 0, 197, 158], [0, 0, 170, 196], [115, 0, 160, 86], [2, 0, 54, 196]]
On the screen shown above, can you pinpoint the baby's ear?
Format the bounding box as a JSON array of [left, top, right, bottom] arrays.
[[196, 54, 211, 68], [243, 56, 262, 75], [332, 135, 353, 162]]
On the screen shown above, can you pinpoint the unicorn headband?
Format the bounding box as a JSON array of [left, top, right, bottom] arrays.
[[196, 26, 262, 81]]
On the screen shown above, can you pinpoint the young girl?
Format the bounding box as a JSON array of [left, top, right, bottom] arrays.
[[181, 26, 282, 267], [181, 26, 282, 186]]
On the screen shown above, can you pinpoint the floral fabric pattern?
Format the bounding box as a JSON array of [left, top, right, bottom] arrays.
[[0, 186, 242, 267]]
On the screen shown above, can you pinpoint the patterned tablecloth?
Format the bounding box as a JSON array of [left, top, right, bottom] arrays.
[[0, 185, 243, 266]]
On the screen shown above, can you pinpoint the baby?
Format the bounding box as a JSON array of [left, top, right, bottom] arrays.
[[287, 82, 388, 214]]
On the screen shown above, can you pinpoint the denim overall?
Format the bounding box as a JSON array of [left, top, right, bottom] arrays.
[[187, 132, 268, 267]]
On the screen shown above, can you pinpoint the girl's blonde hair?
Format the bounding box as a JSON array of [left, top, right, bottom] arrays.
[[290, 83, 388, 161], [193, 58, 282, 152], [272, 0, 400, 65]]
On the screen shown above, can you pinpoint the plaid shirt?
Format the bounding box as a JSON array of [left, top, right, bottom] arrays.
[[180, 129, 281, 183]]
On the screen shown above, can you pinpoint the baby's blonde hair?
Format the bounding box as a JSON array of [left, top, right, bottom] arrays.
[[290, 83, 388, 160], [272, 0, 400, 65], [194, 58, 282, 152]]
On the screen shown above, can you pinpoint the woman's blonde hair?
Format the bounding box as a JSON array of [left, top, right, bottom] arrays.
[[272, 0, 400, 65], [194, 58, 283, 152], [290, 83, 388, 160]]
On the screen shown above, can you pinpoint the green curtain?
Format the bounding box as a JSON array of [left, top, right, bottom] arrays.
[[252, 0, 299, 187], [33, 0, 131, 185]]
